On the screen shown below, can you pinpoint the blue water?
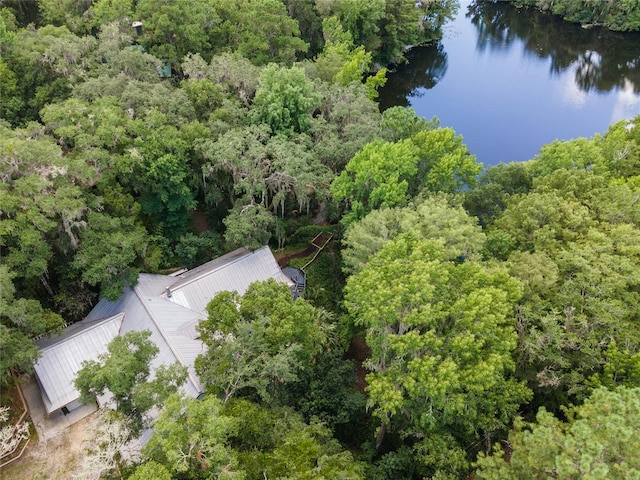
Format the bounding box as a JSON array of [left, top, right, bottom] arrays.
[[379, 0, 640, 166]]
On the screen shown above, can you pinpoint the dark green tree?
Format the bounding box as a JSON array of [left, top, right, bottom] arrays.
[[72, 212, 149, 301], [0, 265, 65, 384], [134, 0, 220, 67]]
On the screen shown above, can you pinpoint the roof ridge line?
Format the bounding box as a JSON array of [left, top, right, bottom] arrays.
[[133, 285, 203, 393], [38, 313, 125, 352], [169, 247, 256, 293]]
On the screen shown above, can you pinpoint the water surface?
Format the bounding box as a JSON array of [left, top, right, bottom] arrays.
[[379, 0, 640, 166]]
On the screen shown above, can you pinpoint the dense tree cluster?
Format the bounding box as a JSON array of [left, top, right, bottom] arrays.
[[3, 0, 640, 478], [503, 0, 640, 31], [0, 0, 458, 379]]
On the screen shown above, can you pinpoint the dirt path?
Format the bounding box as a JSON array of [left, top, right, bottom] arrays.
[[2, 413, 94, 480]]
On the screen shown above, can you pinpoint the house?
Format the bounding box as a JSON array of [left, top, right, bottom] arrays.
[[34, 246, 293, 417]]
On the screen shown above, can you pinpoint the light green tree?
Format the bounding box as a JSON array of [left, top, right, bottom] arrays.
[[143, 394, 244, 479], [128, 461, 172, 480], [252, 63, 319, 135], [476, 386, 640, 479], [379, 106, 439, 142], [330, 138, 419, 224], [341, 194, 485, 275], [314, 17, 387, 98], [344, 233, 531, 477], [409, 126, 483, 194]]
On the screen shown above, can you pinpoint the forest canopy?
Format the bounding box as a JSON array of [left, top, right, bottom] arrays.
[[2, 0, 640, 479]]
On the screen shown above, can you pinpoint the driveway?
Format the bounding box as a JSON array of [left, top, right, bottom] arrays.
[[20, 376, 96, 441]]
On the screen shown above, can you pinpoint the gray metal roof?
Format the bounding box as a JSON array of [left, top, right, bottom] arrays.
[[35, 246, 291, 412], [167, 246, 293, 313], [34, 314, 124, 413]]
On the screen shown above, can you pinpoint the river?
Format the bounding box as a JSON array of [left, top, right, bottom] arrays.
[[378, 0, 640, 167]]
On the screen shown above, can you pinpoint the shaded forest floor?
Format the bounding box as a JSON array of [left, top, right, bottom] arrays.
[[344, 336, 370, 394]]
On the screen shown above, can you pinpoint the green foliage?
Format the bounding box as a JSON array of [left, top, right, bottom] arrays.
[[222, 204, 275, 250], [134, 0, 220, 67], [180, 77, 225, 120], [2, 24, 93, 122], [0, 323, 39, 385], [600, 119, 640, 178], [314, 17, 387, 99], [73, 212, 149, 301], [344, 233, 531, 477], [510, 0, 640, 31], [174, 231, 223, 269], [225, 398, 366, 480], [315, 0, 386, 54], [377, 0, 459, 64], [7, 5, 640, 478], [143, 394, 243, 479], [283, 0, 325, 57], [293, 246, 345, 314], [480, 158, 640, 407], [332, 126, 481, 226], [0, 121, 94, 280], [289, 224, 336, 246], [379, 106, 439, 142], [182, 52, 261, 109], [38, 0, 93, 34], [252, 63, 319, 135], [74, 330, 187, 434], [509, 223, 640, 402], [0, 57, 24, 125], [212, 0, 309, 66], [288, 350, 367, 442], [309, 82, 382, 172], [0, 265, 64, 383], [315, 0, 459, 64], [128, 461, 172, 480], [494, 190, 593, 253], [139, 152, 197, 238], [409, 126, 482, 194], [196, 279, 330, 404], [89, 0, 135, 29], [341, 194, 485, 275], [331, 138, 420, 224], [199, 121, 333, 249], [476, 387, 640, 479], [588, 342, 640, 390], [464, 161, 533, 225]]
